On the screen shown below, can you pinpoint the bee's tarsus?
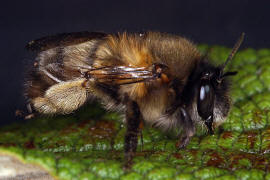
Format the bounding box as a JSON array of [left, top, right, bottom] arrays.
[[124, 99, 141, 167], [177, 108, 195, 148], [15, 108, 35, 120], [177, 135, 190, 149], [26, 103, 33, 114]]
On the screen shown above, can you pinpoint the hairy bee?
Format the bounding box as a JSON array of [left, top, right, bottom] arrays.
[[24, 31, 244, 165]]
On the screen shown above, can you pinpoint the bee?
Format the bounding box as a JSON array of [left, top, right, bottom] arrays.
[[24, 31, 244, 166]]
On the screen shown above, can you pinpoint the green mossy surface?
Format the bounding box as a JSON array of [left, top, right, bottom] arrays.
[[1, 46, 270, 179]]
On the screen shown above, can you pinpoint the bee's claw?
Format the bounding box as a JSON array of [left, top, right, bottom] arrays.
[[177, 135, 190, 150], [15, 109, 35, 120], [123, 152, 134, 170]]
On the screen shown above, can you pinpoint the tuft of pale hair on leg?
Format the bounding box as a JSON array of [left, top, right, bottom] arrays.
[[32, 97, 58, 114], [44, 78, 88, 114]]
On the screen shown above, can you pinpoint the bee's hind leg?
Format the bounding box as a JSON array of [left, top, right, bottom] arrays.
[[177, 107, 195, 149], [15, 103, 36, 120], [123, 98, 141, 169]]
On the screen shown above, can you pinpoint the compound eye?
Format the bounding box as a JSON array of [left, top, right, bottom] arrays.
[[197, 81, 215, 133]]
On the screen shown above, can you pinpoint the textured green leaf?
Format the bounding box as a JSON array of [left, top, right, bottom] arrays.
[[1, 47, 270, 179]]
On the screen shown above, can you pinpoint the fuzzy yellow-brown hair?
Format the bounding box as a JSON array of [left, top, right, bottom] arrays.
[[93, 33, 156, 100], [94, 32, 153, 68]]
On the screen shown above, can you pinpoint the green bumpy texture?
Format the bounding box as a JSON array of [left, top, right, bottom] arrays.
[[1, 46, 270, 180]]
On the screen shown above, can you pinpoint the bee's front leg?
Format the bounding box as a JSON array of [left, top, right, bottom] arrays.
[[177, 107, 195, 149], [124, 99, 141, 169]]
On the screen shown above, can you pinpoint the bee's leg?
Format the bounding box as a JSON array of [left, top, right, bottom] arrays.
[[15, 103, 36, 120], [177, 107, 195, 149], [139, 120, 144, 151], [24, 103, 36, 119], [139, 131, 144, 152], [124, 99, 141, 169]]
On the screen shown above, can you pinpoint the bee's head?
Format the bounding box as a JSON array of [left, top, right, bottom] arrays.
[[197, 68, 236, 134], [197, 33, 244, 134]]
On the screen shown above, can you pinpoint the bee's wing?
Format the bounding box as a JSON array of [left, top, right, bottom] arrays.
[[82, 65, 162, 85], [26, 31, 107, 51]]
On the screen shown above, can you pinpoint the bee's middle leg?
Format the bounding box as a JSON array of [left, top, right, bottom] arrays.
[[177, 107, 195, 149], [124, 99, 141, 169]]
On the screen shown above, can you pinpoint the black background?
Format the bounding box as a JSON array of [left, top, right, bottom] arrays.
[[1, 0, 269, 125]]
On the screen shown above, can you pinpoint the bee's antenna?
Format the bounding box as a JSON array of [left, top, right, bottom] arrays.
[[221, 32, 245, 70]]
